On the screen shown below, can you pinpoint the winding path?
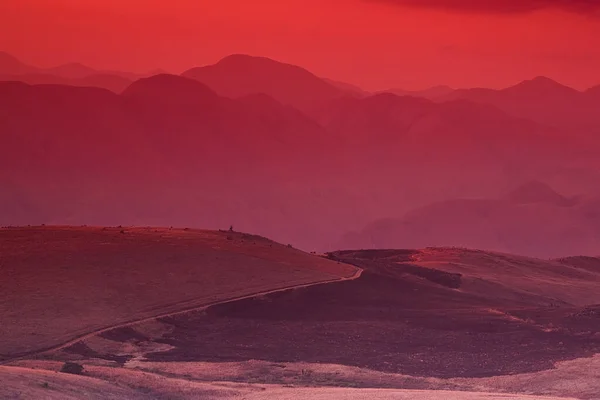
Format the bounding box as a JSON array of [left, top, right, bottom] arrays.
[[2, 264, 363, 365]]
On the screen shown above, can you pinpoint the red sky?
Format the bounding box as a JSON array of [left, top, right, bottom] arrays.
[[1, 0, 599, 90]]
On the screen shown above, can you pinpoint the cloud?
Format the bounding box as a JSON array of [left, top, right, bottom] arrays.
[[370, 0, 600, 14]]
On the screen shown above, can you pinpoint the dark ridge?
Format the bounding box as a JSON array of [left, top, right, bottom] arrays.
[[62, 342, 130, 365], [397, 263, 462, 289], [122, 73, 218, 102], [505, 181, 574, 206], [99, 327, 150, 343], [329, 249, 418, 262]]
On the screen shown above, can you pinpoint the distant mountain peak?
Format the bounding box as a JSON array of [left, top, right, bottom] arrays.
[[0, 51, 32, 74], [585, 84, 600, 98], [530, 76, 559, 84], [0, 51, 21, 64], [46, 62, 98, 78], [146, 68, 170, 76], [588, 84, 600, 92], [505, 181, 573, 206], [122, 74, 218, 102], [211, 54, 318, 77], [181, 54, 346, 116], [217, 53, 275, 64], [507, 76, 579, 95]]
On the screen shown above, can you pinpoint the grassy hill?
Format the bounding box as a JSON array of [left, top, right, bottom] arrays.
[[0, 226, 357, 359]]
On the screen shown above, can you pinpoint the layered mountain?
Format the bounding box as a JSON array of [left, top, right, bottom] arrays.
[[0, 51, 34, 75], [586, 84, 600, 101], [318, 92, 595, 205], [0, 77, 340, 247], [439, 76, 600, 138], [0, 73, 132, 92], [182, 54, 352, 116], [381, 85, 454, 99], [0, 51, 148, 92], [2, 71, 598, 252], [322, 77, 370, 96], [337, 182, 600, 258]]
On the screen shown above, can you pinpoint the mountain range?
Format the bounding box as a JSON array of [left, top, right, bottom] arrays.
[[337, 181, 600, 258], [1, 51, 600, 255], [439, 76, 600, 138]]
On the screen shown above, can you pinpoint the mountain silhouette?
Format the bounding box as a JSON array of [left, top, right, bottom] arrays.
[[0, 73, 132, 93], [2, 62, 600, 252], [586, 84, 600, 101], [338, 184, 598, 258], [181, 54, 351, 117], [322, 78, 370, 97], [505, 180, 576, 206], [122, 74, 219, 104], [0, 51, 146, 84], [440, 76, 600, 136], [316, 91, 597, 231], [44, 62, 98, 79], [0, 78, 343, 247], [504, 76, 580, 97], [0, 51, 35, 75], [382, 85, 454, 99]]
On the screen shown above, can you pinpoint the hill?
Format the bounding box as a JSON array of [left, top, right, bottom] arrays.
[[0, 73, 132, 92], [182, 54, 351, 116], [42, 247, 600, 381], [504, 180, 575, 206], [0, 226, 358, 360], [4, 244, 600, 399], [337, 184, 600, 258], [0, 51, 143, 80], [0, 51, 35, 74], [439, 77, 600, 138], [585, 85, 600, 103], [380, 85, 454, 99], [318, 92, 593, 210]]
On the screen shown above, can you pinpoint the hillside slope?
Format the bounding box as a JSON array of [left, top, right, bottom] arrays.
[[55, 247, 600, 381], [0, 226, 358, 360]]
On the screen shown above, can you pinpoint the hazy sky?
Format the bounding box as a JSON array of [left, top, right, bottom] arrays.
[[1, 0, 599, 90]]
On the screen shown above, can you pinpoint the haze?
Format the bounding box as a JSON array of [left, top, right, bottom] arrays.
[[2, 0, 600, 257], [1, 0, 599, 90]]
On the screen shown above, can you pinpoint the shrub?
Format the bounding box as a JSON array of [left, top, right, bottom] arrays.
[[60, 362, 84, 375]]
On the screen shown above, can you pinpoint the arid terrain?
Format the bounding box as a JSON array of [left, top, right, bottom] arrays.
[[2, 227, 600, 399], [0, 226, 357, 359]]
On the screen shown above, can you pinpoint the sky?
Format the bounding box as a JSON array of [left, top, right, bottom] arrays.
[[1, 0, 599, 90]]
